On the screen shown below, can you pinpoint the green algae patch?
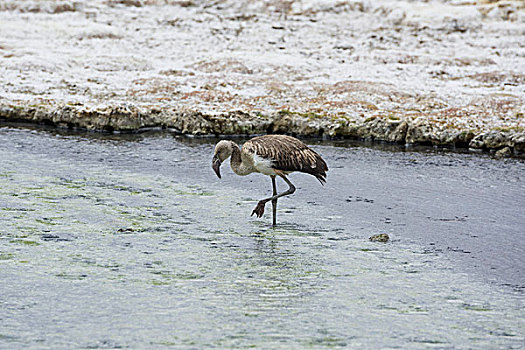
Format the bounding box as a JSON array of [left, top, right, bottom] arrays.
[[0, 252, 14, 260], [151, 280, 170, 286], [463, 304, 493, 312], [151, 270, 204, 281], [35, 218, 61, 226], [301, 336, 348, 347], [169, 186, 214, 197], [9, 239, 40, 246]]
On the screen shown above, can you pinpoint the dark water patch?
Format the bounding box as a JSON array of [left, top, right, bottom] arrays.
[[41, 233, 73, 242], [55, 273, 88, 280]]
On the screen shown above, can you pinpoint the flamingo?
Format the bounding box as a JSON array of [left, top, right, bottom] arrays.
[[212, 134, 328, 226]]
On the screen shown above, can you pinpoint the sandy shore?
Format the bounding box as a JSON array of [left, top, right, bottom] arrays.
[[0, 0, 523, 154]]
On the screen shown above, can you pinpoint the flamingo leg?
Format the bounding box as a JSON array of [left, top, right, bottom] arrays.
[[271, 176, 277, 226], [251, 175, 296, 222]]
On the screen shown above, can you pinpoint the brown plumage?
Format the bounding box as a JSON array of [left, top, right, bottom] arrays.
[[243, 135, 328, 184], [212, 134, 328, 226]]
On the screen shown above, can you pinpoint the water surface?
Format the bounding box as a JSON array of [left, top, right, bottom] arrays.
[[0, 126, 524, 349]]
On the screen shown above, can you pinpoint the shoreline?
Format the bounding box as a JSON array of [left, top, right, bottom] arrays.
[[1, 102, 523, 157]]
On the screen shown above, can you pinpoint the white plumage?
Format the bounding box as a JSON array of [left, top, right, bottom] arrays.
[[252, 153, 276, 175]]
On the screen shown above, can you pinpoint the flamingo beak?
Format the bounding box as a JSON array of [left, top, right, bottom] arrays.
[[212, 154, 222, 179]]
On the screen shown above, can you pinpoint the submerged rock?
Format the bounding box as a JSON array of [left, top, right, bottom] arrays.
[[369, 234, 390, 243], [495, 147, 512, 158]]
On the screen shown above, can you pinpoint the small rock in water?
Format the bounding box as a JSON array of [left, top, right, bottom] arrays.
[[369, 233, 390, 243], [495, 147, 512, 158]]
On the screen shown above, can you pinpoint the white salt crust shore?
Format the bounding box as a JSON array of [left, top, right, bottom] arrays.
[[0, 0, 523, 154]]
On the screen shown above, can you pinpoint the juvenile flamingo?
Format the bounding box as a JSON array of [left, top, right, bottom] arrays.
[[212, 134, 328, 226]]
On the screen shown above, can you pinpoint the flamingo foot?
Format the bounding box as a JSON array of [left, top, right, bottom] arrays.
[[251, 201, 266, 218]]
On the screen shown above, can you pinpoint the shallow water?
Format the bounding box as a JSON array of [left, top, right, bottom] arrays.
[[0, 126, 524, 349]]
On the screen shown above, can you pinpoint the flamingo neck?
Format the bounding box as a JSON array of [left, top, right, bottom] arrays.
[[229, 141, 252, 176], [229, 141, 242, 172]]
